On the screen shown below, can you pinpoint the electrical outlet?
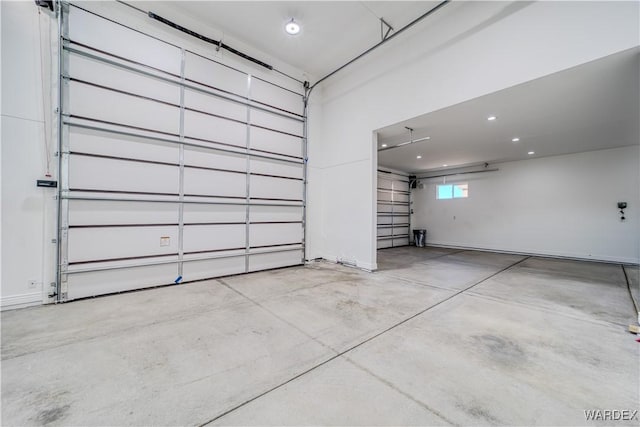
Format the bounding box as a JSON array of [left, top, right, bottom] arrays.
[[160, 236, 170, 247]]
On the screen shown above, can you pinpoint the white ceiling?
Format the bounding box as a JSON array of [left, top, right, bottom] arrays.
[[377, 47, 640, 173], [140, 1, 440, 79]]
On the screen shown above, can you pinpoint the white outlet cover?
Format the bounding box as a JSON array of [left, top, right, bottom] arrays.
[[160, 236, 170, 247]]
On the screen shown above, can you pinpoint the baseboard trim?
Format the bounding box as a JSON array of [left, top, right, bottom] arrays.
[[425, 241, 640, 266], [1, 292, 42, 310]]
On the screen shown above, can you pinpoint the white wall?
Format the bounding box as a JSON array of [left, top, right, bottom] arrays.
[[411, 146, 640, 264], [309, 1, 640, 270], [1, 2, 57, 308]]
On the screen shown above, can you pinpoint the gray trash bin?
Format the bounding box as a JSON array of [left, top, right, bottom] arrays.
[[413, 229, 426, 247]]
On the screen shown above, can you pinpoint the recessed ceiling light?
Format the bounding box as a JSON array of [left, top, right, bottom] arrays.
[[512, 137, 520, 142], [487, 116, 497, 121], [381, 144, 387, 148], [528, 151, 535, 155], [442, 164, 448, 167], [285, 19, 300, 35], [416, 155, 422, 159]]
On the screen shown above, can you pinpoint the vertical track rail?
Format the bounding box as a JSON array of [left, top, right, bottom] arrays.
[[245, 76, 253, 273], [55, 0, 68, 302], [302, 92, 309, 262], [177, 48, 186, 280]]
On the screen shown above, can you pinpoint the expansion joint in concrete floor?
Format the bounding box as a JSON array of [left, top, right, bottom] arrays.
[[216, 278, 340, 354], [621, 264, 639, 315], [199, 256, 532, 426]]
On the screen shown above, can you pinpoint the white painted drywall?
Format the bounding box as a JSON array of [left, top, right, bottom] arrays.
[[309, 1, 640, 269], [411, 146, 640, 264], [1, 2, 57, 308]]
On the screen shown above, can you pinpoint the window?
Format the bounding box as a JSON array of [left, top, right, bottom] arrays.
[[437, 183, 468, 199]]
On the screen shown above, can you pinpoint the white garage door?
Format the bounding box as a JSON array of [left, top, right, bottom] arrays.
[[57, 4, 306, 301], [377, 170, 410, 249]]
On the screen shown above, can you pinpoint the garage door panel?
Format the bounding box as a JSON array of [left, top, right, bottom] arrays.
[[67, 80, 179, 134], [183, 168, 246, 198], [61, 5, 305, 300], [182, 256, 246, 282], [394, 193, 410, 203], [394, 204, 409, 214], [183, 204, 246, 223], [183, 224, 246, 253], [251, 78, 303, 116], [68, 200, 178, 225], [377, 191, 392, 202], [377, 228, 392, 237], [250, 223, 301, 247], [249, 205, 302, 222], [250, 127, 302, 158], [69, 126, 179, 164], [377, 203, 392, 213], [68, 6, 182, 76], [377, 239, 394, 249], [183, 146, 246, 172], [185, 89, 248, 123], [394, 227, 409, 236], [184, 51, 248, 98], [68, 53, 181, 105], [248, 250, 302, 272], [67, 263, 178, 300], [250, 175, 303, 201], [393, 237, 410, 247], [251, 109, 303, 137], [184, 109, 246, 147], [377, 170, 410, 249], [250, 159, 303, 179], [378, 177, 393, 190], [68, 155, 179, 194], [68, 226, 178, 263]]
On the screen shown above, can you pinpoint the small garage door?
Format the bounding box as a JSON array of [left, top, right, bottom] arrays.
[[57, 4, 306, 301], [377, 170, 410, 248]]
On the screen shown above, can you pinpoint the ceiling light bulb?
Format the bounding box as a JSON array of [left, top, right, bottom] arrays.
[[487, 116, 497, 121], [416, 155, 422, 159], [381, 144, 387, 148], [443, 164, 448, 167], [285, 19, 300, 35], [528, 151, 535, 155], [512, 137, 520, 142]]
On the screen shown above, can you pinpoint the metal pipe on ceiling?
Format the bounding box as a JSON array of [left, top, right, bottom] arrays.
[[416, 168, 499, 180], [378, 135, 431, 151], [309, 0, 450, 92]]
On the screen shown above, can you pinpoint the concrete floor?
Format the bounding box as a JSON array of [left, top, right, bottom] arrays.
[[2, 247, 638, 426]]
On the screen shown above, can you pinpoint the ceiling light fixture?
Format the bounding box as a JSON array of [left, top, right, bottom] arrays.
[[443, 164, 448, 167], [381, 144, 387, 148], [487, 116, 497, 121], [417, 155, 422, 159], [528, 151, 535, 155], [512, 137, 520, 142], [285, 19, 300, 35]]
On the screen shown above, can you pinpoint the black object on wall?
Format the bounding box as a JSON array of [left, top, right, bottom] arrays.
[[35, 0, 54, 11]]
